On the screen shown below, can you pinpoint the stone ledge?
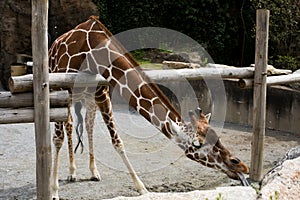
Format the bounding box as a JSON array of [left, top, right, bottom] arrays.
[[105, 152, 300, 200], [105, 186, 257, 200]]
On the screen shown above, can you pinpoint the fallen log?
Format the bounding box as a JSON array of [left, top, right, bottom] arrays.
[[0, 107, 68, 124], [162, 61, 201, 69], [9, 68, 255, 93], [0, 90, 69, 108]]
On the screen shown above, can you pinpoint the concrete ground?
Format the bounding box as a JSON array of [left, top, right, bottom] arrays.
[[0, 104, 299, 200]]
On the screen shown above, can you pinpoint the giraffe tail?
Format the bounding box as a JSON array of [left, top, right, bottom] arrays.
[[74, 101, 84, 154]]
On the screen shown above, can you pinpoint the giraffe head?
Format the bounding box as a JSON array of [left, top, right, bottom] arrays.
[[170, 108, 249, 185]]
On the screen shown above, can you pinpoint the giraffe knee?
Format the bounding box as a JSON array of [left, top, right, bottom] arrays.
[[53, 137, 63, 150], [112, 138, 123, 148], [112, 139, 125, 153]]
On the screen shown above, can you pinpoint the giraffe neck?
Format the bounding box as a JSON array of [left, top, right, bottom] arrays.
[[97, 39, 182, 138], [111, 59, 183, 138], [90, 17, 184, 138]]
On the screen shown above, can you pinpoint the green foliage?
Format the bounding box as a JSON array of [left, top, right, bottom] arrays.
[[131, 50, 146, 63], [250, 182, 261, 194], [269, 190, 279, 200], [216, 192, 224, 200], [92, 0, 299, 69], [271, 55, 299, 71], [254, 0, 300, 70]]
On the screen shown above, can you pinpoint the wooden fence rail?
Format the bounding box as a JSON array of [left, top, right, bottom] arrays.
[[0, 90, 69, 108], [238, 73, 300, 89], [10, 67, 299, 94], [0, 107, 68, 124], [9, 67, 256, 93]]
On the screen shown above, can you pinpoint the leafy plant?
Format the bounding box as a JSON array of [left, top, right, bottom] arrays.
[[93, 0, 299, 68], [216, 193, 224, 200], [269, 190, 279, 200], [270, 55, 299, 71]]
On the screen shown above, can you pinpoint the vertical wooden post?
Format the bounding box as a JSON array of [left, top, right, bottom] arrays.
[[250, 9, 270, 181], [32, 0, 52, 199]]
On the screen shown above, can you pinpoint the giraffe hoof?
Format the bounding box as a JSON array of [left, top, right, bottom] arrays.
[[138, 188, 148, 195], [90, 175, 101, 182], [67, 175, 76, 182]]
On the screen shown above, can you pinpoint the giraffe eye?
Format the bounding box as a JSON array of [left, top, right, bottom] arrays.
[[230, 157, 241, 165], [192, 140, 202, 149]]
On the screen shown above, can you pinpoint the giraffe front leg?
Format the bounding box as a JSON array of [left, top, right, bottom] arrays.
[[85, 101, 101, 181], [114, 140, 148, 194], [65, 105, 77, 182], [104, 119, 148, 194], [97, 87, 147, 194], [51, 122, 64, 200]]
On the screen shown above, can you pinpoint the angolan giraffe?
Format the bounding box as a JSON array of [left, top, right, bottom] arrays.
[[49, 16, 249, 199]]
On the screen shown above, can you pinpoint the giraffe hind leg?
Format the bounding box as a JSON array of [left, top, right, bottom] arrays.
[[65, 104, 77, 182], [51, 122, 64, 200], [97, 86, 148, 194], [85, 99, 102, 181]]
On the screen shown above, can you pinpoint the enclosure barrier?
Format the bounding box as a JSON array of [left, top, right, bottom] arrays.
[[8, 67, 255, 93], [250, 9, 270, 181], [9, 66, 296, 94], [238, 73, 300, 89], [0, 90, 69, 124]]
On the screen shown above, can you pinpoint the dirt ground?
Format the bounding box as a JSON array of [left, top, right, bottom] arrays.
[[0, 104, 299, 200]]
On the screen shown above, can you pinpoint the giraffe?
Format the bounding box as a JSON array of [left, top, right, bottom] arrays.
[[49, 16, 249, 199]]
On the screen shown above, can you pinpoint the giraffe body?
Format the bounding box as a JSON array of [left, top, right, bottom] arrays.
[[49, 16, 249, 199]]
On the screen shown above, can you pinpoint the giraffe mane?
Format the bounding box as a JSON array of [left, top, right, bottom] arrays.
[[90, 16, 182, 122]]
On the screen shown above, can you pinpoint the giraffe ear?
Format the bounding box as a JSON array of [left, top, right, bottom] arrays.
[[205, 113, 211, 123], [168, 119, 181, 136], [204, 127, 219, 145]]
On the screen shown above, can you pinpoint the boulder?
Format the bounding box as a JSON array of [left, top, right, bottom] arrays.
[[259, 146, 300, 200]]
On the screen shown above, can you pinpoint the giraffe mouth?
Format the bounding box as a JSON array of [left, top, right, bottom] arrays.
[[237, 172, 249, 186]]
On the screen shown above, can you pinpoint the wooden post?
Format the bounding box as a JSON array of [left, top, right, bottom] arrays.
[[32, 0, 51, 199], [250, 9, 270, 181]]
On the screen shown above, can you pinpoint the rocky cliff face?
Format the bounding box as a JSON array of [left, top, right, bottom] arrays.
[[0, 0, 98, 89]]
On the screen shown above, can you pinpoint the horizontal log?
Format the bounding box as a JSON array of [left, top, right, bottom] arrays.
[[267, 73, 300, 86], [237, 79, 254, 89], [238, 73, 300, 89], [9, 73, 107, 93], [0, 107, 68, 124], [162, 61, 201, 69], [0, 90, 69, 108], [146, 67, 255, 81], [9, 68, 256, 93]]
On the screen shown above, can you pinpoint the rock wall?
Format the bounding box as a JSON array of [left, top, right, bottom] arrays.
[[0, 0, 98, 89]]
